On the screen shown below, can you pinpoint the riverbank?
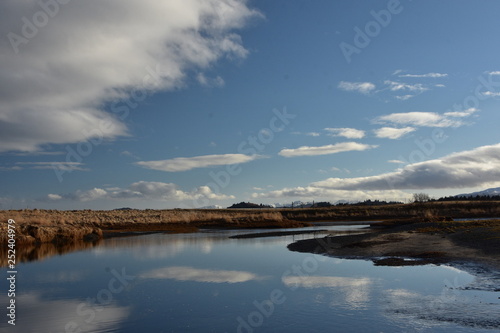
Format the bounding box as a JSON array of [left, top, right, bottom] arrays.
[[1, 201, 499, 245], [288, 219, 500, 270]]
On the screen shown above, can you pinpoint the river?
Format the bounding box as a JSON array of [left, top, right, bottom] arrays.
[[1, 223, 499, 332]]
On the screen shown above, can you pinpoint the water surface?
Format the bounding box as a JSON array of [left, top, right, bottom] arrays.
[[1, 224, 499, 332]]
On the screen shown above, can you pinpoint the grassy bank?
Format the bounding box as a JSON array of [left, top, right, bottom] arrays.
[[1, 201, 499, 245]]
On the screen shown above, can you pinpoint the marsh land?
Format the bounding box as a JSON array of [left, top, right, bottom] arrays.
[[1, 201, 500, 269]]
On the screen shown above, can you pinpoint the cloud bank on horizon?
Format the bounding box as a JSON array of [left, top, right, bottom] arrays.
[[253, 144, 500, 200]]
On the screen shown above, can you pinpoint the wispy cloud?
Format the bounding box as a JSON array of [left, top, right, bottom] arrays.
[[196, 73, 225, 87], [47, 181, 234, 202], [394, 95, 415, 101], [443, 107, 479, 118], [120, 150, 141, 160], [0, 161, 87, 172], [384, 80, 428, 93], [0, 0, 260, 152], [373, 127, 416, 139], [325, 128, 365, 139], [278, 142, 377, 157], [136, 154, 264, 172], [338, 81, 376, 94], [15, 161, 88, 171], [397, 72, 448, 78], [374, 111, 465, 128]]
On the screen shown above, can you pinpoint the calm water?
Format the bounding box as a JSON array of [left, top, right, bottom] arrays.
[[1, 224, 499, 332]]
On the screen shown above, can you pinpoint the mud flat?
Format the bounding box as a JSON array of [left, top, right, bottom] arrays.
[[288, 219, 500, 270]]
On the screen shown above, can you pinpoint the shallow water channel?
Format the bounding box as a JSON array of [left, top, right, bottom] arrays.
[[1, 223, 499, 332]]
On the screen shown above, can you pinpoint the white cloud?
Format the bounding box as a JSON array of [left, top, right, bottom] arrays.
[[253, 144, 500, 201], [398, 72, 448, 78], [325, 127, 365, 139], [387, 159, 405, 164], [311, 143, 500, 190], [278, 142, 377, 157], [0, 0, 260, 152], [444, 107, 479, 118], [70, 188, 109, 202], [252, 187, 410, 202], [486, 71, 500, 75], [136, 153, 263, 172], [306, 132, 321, 137], [374, 127, 416, 139], [47, 194, 62, 200], [375, 111, 464, 128], [52, 181, 234, 202], [338, 81, 376, 94], [384, 80, 428, 93], [482, 91, 500, 97]]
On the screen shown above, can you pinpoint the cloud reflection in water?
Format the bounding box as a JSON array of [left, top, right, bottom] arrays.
[[140, 266, 266, 283], [282, 276, 373, 309], [2, 292, 130, 333]]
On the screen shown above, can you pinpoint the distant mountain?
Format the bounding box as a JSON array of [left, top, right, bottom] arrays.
[[273, 201, 312, 208], [455, 187, 500, 197], [273, 200, 348, 208], [198, 205, 224, 209]]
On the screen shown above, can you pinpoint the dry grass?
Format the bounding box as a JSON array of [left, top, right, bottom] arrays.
[[1, 201, 500, 228], [1, 201, 499, 246], [0, 209, 288, 229]]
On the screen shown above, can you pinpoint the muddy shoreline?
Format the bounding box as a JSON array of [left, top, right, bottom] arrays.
[[288, 219, 500, 270]]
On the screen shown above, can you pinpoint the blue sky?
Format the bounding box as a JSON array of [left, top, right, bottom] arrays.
[[1, 0, 500, 209]]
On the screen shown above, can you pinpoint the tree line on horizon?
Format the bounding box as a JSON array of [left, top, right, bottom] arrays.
[[227, 194, 500, 209]]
